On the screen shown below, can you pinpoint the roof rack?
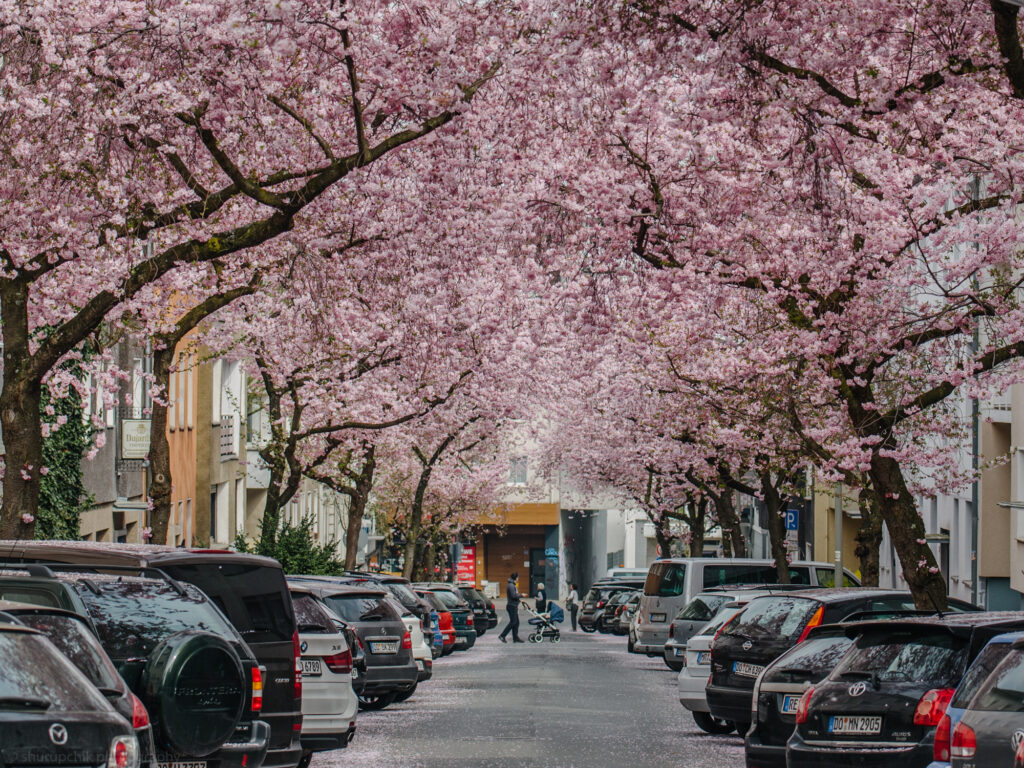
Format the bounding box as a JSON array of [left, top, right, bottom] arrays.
[[11, 561, 188, 597]]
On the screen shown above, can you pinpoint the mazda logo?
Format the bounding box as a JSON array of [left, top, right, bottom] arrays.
[[742, 640, 753, 651], [848, 681, 868, 697], [1012, 729, 1024, 750], [49, 724, 68, 745]]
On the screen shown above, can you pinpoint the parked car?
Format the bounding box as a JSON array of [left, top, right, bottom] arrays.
[[338, 573, 436, 636], [615, 592, 641, 636], [708, 589, 935, 730], [0, 621, 140, 768], [579, 582, 636, 633], [455, 585, 491, 636], [606, 567, 650, 581], [788, 612, 1024, 768], [596, 590, 637, 634], [636, 558, 860, 657], [678, 602, 752, 734], [0, 542, 302, 768], [414, 584, 476, 651], [382, 595, 433, 691], [287, 586, 357, 768], [415, 590, 456, 655], [927, 631, 1023, 768], [290, 580, 417, 711], [0, 564, 270, 768], [0, 600, 154, 756], [745, 625, 854, 767]]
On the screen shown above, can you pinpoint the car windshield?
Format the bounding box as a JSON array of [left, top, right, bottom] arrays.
[[0, 631, 111, 712], [677, 595, 730, 622], [291, 593, 336, 634], [725, 596, 819, 641], [970, 648, 1024, 712], [951, 641, 1015, 708], [77, 579, 242, 660], [831, 630, 968, 687], [324, 594, 396, 623], [645, 563, 686, 597], [767, 633, 853, 682], [14, 613, 122, 691]]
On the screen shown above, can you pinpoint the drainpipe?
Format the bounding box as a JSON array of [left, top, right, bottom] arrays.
[[834, 482, 843, 586]]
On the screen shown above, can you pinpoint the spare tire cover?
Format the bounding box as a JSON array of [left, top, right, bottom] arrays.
[[142, 630, 245, 757]]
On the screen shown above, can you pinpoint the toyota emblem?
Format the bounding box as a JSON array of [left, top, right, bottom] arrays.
[[1012, 729, 1024, 751], [848, 681, 868, 697], [48, 723, 68, 745], [742, 640, 753, 651]]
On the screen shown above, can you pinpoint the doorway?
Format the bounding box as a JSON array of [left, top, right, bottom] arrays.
[[529, 548, 546, 598]]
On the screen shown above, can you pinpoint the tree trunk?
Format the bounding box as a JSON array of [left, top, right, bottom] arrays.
[[761, 474, 791, 584], [653, 514, 674, 558], [855, 485, 883, 588], [686, 499, 707, 557], [344, 445, 375, 570], [147, 348, 174, 545], [712, 490, 747, 558], [0, 280, 43, 539], [869, 453, 946, 610], [421, 541, 436, 581]]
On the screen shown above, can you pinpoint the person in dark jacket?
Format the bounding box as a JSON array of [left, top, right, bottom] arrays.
[[498, 572, 524, 643]]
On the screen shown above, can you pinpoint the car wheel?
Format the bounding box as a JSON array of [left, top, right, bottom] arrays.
[[664, 657, 684, 672], [358, 692, 396, 711], [393, 682, 417, 703], [692, 712, 735, 735], [581, 625, 597, 634], [627, 636, 636, 653], [731, 721, 751, 736], [296, 752, 313, 768], [441, 644, 455, 656]]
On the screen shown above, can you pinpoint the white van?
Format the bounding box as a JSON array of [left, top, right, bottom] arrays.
[[633, 558, 858, 655], [605, 567, 650, 580]]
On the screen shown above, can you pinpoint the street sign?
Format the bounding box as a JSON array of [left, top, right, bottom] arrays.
[[785, 509, 799, 532], [456, 544, 476, 583]]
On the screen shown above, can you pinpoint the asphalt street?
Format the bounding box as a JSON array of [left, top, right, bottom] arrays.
[[322, 627, 745, 768]]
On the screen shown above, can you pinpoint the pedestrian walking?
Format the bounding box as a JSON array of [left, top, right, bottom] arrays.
[[498, 572, 524, 643], [567, 583, 579, 631], [535, 582, 547, 613]]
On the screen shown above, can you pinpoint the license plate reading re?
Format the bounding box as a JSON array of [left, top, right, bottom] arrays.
[[302, 659, 322, 676], [370, 640, 398, 654], [829, 715, 882, 735], [650, 613, 667, 622], [781, 695, 800, 714], [732, 661, 764, 678]]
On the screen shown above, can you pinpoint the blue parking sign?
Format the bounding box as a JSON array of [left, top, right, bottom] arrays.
[[785, 509, 799, 531]]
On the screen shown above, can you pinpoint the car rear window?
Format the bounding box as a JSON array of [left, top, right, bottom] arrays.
[[767, 634, 853, 683], [813, 567, 860, 588], [387, 583, 420, 607], [677, 595, 730, 622], [702, 564, 812, 588], [15, 613, 122, 691], [76, 580, 241, 659], [431, 590, 464, 609], [726, 596, 819, 641], [0, 631, 110, 711], [645, 563, 686, 597], [951, 642, 1015, 708], [698, 605, 743, 637], [163, 561, 295, 644], [832, 630, 968, 687], [323, 594, 397, 623], [291, 593, 336, 634], [969, 648, 1024, 712]]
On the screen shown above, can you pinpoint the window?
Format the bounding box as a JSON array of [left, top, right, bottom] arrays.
[[176, 359, 185, 430], [769, 633, 854, 683], [212, 359, 223, 423], [676, 595, 730, 622], [324, 594, 398, 622], [291, 593, 336, 634], [814, 567, 860, 588], [833, 630, 968, 687], [235, 478, 245, 536], [701, 564, 812, 588], [168, 365, 177, 432], [508, 457, 528, 485], [0, 633, 110, 712], [951, 642, 1015, 708], [644, 562, 686, 597], [131, 358, 144, 414], [972, 648, 1024, 712]]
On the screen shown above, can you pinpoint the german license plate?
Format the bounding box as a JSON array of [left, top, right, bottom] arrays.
[[302, 659, 322, 676], [651, 613, 667, 622], [829, 715, 882, 735], [370, 640, 398, 654], [696, 652, 711, 665], [158, 763, 207, 768], [732, 661, 764, 678], [781, 694, 800, 714]]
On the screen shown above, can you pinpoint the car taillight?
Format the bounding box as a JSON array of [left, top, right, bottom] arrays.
[[1016, 732, 1024, 766], [795, 604, 825, 644], [402, 630, 412, 650], [669, 623, 675, 639], [128, 692, 149, 729], [795, 686, 815, 724], [951, 721, 976, 758], [914, 688, 954, 726], [324, 649, 353, 674], [467, 615, 474, 626], [251, 666, 263, 713], [933, 714, 952, 762], [292, 630, 302, 700], [107, 736, 139, 768], [597, 601, 605, 608]]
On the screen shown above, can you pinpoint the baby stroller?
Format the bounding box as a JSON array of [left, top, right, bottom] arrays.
[[523, 601, 564, 643]]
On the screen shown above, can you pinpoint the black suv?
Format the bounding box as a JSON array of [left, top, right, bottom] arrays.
[[0, 541, 302, 768], [0, 566, 268, 768], [788, 612, 1024, 768], [708, 589, 950, 730], [414, 584, 477, 650], [0, 621, 140, 768], [290, 580, 417, 711], [455, 585, 490, 636]]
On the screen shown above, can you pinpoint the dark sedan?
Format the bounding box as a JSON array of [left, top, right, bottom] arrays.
[[414, 584, 476, 651]]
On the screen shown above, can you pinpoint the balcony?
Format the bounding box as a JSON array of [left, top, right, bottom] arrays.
[[982, 390, 1013, 424]]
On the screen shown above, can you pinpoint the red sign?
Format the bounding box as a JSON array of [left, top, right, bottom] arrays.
[[456, 544, 476, 583]]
